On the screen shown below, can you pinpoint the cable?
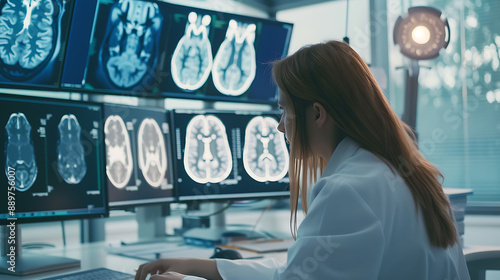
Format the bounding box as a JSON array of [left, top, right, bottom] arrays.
[[61, 220, 66, 247], [344, 0, 350, 44], [185, 201, 233, 217]]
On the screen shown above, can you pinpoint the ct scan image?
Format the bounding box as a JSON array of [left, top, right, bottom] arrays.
[[4, 112, 38, 192], [171, 11, 213, 92], [184, 114, 233, 184], [212, 19, 256, 96], [242, 116, 289, 182], [56, 114, 87, 184]]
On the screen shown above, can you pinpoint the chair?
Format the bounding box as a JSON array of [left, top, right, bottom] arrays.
[[464, 246, 500, 280]]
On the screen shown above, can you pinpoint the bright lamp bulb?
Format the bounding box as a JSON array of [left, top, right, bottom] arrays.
[[412, 26, 431, 44]]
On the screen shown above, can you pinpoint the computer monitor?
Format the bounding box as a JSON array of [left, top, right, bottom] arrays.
[[0, 94, 107, 275], [0, 0, 75, 89], [61, 0, 169, 95], [60, 1, 293, 104], [103, 103, 174, 208], [171, 109, 290, 201], [160, 3, 293, 103]]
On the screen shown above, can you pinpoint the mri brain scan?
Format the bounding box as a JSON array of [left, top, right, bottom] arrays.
[[212, 20, 256, 96], [243, 116, 288, 182], [104, 115, 133, 189], [57, 114, 87, 184], [0, 0, 63, 81], [184, 115, 232, 184], [137, 118, 167, 188], [171, 12, 213, 91], [101, 0, 162, 88], [4, 113, 37, 191]]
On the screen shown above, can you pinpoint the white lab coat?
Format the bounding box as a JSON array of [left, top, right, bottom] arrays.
[[185, 137, 470, 280]]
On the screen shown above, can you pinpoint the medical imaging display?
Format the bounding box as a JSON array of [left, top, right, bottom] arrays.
[[0, 94, 107, 224], [172, 110, 289, 201], [171, 11, 213, 92], [103, 104, 174, 208], [183, 114, 233, 184], [242, 116, 288, 182], [0, 0, 74, 88], [211, 20, 256, 97], [159, 4, 293, 103], [74, 0, 166, 94]]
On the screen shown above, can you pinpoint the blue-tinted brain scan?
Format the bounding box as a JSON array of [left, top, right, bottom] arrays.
[[184, 115, 232, 184], [0, 0, 63, 81], [171, 12, 213, 91], [104, 115, 133, 189], [212, 20, 256, 96], [4, 113, 37, 191], [101, 0, 162, 88], [243, 116, 288, 182], [137, 118, 167, 188], [57, 114, 87, 184]]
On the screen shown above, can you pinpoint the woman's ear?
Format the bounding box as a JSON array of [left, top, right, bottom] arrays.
[[312, 102, 328, 127]]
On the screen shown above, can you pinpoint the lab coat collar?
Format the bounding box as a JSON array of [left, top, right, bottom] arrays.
[[322, 136, 361, 177]]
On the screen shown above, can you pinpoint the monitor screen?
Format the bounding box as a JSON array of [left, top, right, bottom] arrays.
[[159, 4, 293, 104], [0, 94, 107, 224], [60, 1, 293, 104], [0, 0, 75, 89], [103, 104, 174, 208], [171, 110, 290, 201]]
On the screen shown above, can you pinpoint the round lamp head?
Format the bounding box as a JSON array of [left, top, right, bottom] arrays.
[[393, 6, 450, 60]]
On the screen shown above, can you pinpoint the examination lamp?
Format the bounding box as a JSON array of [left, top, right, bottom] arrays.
[[393, 6, 450, 60], [393, 6, 450, 133]]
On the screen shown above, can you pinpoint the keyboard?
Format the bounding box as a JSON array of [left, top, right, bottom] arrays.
[[40, 267, 134, 280]]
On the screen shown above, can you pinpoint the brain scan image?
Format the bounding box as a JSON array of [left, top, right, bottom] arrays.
[[171, 12, 213, 92], [104, 115, 133, 189], [243, 116, 288, 182], [56, 114, 87, 184], [0, 0, 63, 81], [212, 20, 256, 96], [100, 0, 162, 88], [184, 115, 232, 184], [137, 118, 167, 188], [4, 113, 37, 191]]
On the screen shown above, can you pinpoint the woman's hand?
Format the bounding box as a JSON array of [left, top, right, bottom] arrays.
[[135, 259, 190, 280]]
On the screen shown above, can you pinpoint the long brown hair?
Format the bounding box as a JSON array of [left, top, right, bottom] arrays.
[[272, 40, 457, 248]]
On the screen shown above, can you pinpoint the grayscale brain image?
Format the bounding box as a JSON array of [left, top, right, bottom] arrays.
[[104, 115, 133, 189], [57, 114, 87, 184], [242, 116, 288, 182], [103, 104, 174, 207], [0, 0, 72, 86], [101, 0, 162, 88], [171, 11, 213, 92], [212, 19, 257, 97], [137, 117, 168, 188], [184, 114, 233, 184], [4, 112, 38, 192]]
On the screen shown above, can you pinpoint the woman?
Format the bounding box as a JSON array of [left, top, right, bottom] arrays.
[[135, 40, 470, 280]]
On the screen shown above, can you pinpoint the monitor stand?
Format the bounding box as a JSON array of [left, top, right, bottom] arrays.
[[0, 224, 80, 276], [182, 202, 268, 246], [119, 204, 170, 246]]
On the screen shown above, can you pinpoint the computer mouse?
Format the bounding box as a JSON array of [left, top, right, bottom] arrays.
[[210, 247, 243, 260]]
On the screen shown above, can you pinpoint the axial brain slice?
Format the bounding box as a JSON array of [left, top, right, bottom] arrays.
[[0, 0, 58, 80], [104, 115, 133, 189], [103, 0, 162, 88], [212, 20, 256, 96], [57, 114, 87, 184], [171, 12, 213, 91], [184, 115, 232, 184], [243, 116, 289, 182], [4, 113, 37, 192], [138, 118, 167, 188]]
